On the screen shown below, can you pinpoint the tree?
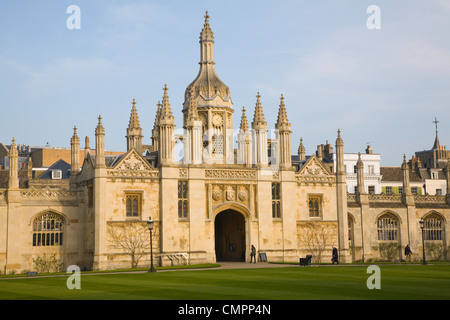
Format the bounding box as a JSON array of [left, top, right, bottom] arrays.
[[298, 222, 337, 263], [107, 222, 151, 268]]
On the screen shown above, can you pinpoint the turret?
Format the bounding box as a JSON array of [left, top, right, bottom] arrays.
[[275, 94, 292, 169], [95, 115, 105, 168], [70, 126, 80, 173], [158, 85, 175, 165], [8, 138, 18, 189], [237, 106, 252, 167], [251, 92, 268, 167]]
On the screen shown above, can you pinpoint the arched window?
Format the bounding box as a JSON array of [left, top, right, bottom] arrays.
[[377, 214, 399, 241], [423, 214, 444, 241], [32, 213, 64, 246]]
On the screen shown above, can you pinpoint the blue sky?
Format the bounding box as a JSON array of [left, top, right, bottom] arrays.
[[0, 0, 449, 166]]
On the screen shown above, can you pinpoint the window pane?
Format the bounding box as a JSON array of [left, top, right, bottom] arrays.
[[126, 198, 131, 216], [133, 198, 138, 216]]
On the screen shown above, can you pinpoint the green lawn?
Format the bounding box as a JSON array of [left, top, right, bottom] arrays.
[[0, 264, 449, 300]]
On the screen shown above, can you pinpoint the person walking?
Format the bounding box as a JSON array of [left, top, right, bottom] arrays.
[[332, 246, 339, 264], [250, 245, 256, 263], [405, 244, 413, 263]]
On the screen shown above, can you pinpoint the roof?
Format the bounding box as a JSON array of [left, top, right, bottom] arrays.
[[38, 159, 71, 180], [380, 167, 423, 182]]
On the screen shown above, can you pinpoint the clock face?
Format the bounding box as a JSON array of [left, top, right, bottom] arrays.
[[212, 114, 223, 127]]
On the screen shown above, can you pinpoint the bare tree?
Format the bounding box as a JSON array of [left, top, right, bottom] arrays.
[[298, 222, 337, 263], [107, 222, 150, 268]]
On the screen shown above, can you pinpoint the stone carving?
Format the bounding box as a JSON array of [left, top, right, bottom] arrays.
[[212, 188, 222, 201], [114, 150, 152, 171], [179, 168, 188, 178], [238, 189, 247, 201], [205, 169, 256, 180], [225, 186, 235, 201], [20, 186, 77, 199]]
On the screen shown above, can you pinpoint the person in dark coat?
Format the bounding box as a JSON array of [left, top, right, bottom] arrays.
[[250, 245, 256, 263], [405, 244, 413, 263], [332, 246, 339, 264]]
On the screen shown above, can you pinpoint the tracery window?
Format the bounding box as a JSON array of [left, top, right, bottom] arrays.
[[32, 213, 64, 246], [126, 193, 141, 217], [308, 195, 322, 217], [377, 214, 399, 241], [423, 215, 444, 241]]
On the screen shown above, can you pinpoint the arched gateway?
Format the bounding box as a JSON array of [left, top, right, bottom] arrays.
[[214, 209, 246, 262]]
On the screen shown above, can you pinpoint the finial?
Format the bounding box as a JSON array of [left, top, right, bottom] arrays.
[[73, 126, 78, 135], [132, 98, 136, 107], [204, 11, 209, 22]]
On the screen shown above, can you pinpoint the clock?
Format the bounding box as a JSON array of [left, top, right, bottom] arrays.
[[212, 114, 223, 127]]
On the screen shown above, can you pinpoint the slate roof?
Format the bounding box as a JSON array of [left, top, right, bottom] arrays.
[[380, 167, 423, 182], [38, 159, 71, 180]]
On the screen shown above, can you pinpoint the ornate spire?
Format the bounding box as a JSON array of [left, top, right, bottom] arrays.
[[153, 101, 162, 131], [96, 115, 105, 134], [239, 106, 249, 131], [9, 137, 18, 158], [71, 126, 80, 172], [186, 90, 199, 122], [252, 92, 267, 128], [275, 93, 290, 129], [71, 125, 80, 143], [298, 137, 306, 161], [160, 84, 174, 121], [200, 11, 214, 42], [336, 129, 343, 146], [128, 99, 141, 129], [184, 11, 232, 110], [432, 117, 441, 150]]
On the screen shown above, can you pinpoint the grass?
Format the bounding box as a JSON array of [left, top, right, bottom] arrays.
[[0, 264, 449, 300]]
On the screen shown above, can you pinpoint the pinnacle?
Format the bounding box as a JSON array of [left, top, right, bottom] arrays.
[[128, 98, 141, 129], [200, 10, 214, 41], [240, 106, 249, 131], [186, 91, 199, 122], [252, 92, 266, 128], [153, 101, 162, 130], [276, 93, 289, 128], [96, 115, 105, 133], [160, 84, 174, 120]]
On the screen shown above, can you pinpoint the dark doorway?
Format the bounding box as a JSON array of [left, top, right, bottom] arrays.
[[215, 210, 246, 262]]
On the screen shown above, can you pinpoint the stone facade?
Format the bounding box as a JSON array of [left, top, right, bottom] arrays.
[[1, 12, 449, 273]]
